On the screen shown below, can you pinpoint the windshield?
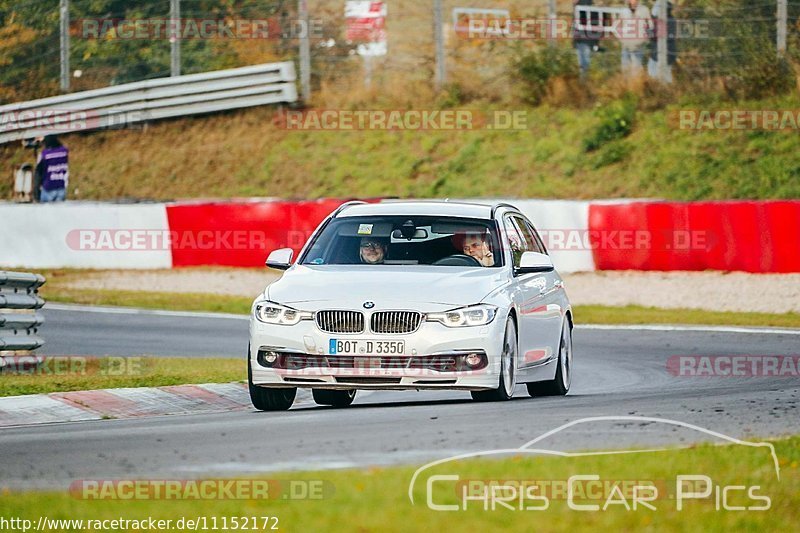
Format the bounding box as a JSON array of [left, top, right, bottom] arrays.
[[299, 216, 503, 268]]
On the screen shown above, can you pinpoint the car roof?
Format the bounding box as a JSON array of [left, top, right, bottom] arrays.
[[336, 200, 516, 220]]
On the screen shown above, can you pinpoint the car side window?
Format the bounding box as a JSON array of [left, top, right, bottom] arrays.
[[514, 216, 547, 255], [526, 220, 548, 255], [503, 216, 525, 268]]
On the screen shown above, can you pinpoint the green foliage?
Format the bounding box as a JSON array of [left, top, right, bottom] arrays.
[[0, 1, 289, 101], [582, 97, 637, 152], [513, 45, 579, 105], [676, 0, 799, 101]]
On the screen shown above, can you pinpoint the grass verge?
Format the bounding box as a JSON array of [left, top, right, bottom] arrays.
[[3, 96, 800, 201], [1, 435, 797, 531], [575, 305, 800, 328], [0, 357, 242, 397], [43, 286, 253, 315], [42, 286, 800, 328]]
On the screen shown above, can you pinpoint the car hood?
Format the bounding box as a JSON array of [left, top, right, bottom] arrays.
[[265, 265, 508, 311]]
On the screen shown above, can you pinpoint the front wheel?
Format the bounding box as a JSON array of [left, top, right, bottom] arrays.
[[312, 389, 356, 407], [248, 353, 296, 411], [471, 318, 517, 402], [527, 321, 572, 397]]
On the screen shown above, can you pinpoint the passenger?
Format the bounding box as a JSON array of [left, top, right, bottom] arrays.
[[455, 232, 495, 267], [359, 237, 388, 264]]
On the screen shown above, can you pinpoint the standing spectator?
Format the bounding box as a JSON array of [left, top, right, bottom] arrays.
[[619, 0, 652, 77], [648, 0, 677, 83], [573, 0, 600, 78], [35, 135, 69, 203]]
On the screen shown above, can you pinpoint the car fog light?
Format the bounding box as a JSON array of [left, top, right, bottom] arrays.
[[465, 353, 483, 367], [263, 351, 278, 364]]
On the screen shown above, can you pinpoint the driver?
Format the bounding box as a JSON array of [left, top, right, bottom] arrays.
[[359, 237, 388, 264], [454, 232, 495, 267]]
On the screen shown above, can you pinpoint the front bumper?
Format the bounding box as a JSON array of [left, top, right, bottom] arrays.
[[249, 317, 506, 391]]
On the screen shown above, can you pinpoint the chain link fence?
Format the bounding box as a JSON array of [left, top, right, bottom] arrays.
[[1, 1, 799, 105]]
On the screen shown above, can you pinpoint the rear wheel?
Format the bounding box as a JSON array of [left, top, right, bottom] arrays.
[[527, 321, 572, 397], [471, 318, 517, 402], [312, 389, 357, 407], [248, 350, 296, 411]]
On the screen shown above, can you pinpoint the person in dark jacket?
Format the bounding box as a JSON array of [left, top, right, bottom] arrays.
[[648, 0, 677, 82], [35, 135, 69, 202], [573, 0, 601, 77]]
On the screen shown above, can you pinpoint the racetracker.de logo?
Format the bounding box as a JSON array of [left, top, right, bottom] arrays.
[[673, 110, 800, 131], [68, 479, 332, 500], [77, 18, 323, 40], [667, 355, 800, 377], [461, 18, 708, 41], [66, 229, 270, 251], [278, 109, 528, 131], [1, 109, 147, 135]]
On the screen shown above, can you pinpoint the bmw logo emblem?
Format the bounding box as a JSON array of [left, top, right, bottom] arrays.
[[363, 301, 375, 309]]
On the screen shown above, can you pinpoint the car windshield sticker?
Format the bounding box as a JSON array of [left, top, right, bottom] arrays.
[[358, 224, 374, 235]]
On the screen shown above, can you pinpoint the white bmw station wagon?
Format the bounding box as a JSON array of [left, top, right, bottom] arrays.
[[248, 201, 573, 410]]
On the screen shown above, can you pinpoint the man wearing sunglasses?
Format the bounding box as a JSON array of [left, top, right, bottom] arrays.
[[359, 237, 388, 264]]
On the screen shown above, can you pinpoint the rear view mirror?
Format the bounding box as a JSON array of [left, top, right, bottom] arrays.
[[391, 229, 428, 240], [265, 248, 293, 270]]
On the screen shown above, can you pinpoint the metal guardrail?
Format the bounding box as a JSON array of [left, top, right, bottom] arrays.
[[0, 61, 298, 144], [0, 271, 45, 352]]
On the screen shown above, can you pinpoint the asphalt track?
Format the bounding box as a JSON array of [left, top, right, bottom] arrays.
[[2, 305, 799, 490]]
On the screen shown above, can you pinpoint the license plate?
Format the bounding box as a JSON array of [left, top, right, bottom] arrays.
[[328, 339, 405, 356]]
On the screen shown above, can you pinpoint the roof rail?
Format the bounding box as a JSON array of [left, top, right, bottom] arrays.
[[331, 200, 368, 218], [491, 202, 519, 217]]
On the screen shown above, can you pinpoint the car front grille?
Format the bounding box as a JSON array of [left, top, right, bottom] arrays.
[[315, 310, 365, 334], [370, 311, 423, 334]]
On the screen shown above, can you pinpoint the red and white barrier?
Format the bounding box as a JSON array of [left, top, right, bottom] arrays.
[[1, 199, 798, 273], [0, 202, 171, 269], [588, 201, 800, 273], [165, 199, 351, 268]]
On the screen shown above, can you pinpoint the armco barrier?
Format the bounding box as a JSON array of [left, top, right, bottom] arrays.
[[0, 271, 45, 352], [0, 62, 297, 144], [589, 201, 800, 273]]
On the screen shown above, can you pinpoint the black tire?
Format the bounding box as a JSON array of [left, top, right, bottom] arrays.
[[312, 389, 357, 407], [248, 352, 296, 411], [471, 318, 517, 402], [527, 321, 572, 397]]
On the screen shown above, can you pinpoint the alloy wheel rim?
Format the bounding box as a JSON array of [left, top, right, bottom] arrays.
[[561, 328, 572, 390], [503, 325, 516, 397]]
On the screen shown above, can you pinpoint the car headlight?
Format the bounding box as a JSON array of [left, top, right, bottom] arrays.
[[254, 301, 311, 326], [426, 304, 498, 327]]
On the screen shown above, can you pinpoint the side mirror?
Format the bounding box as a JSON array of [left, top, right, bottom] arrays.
[[517, 252, 554, 274], [265, 248, 293, 271]]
